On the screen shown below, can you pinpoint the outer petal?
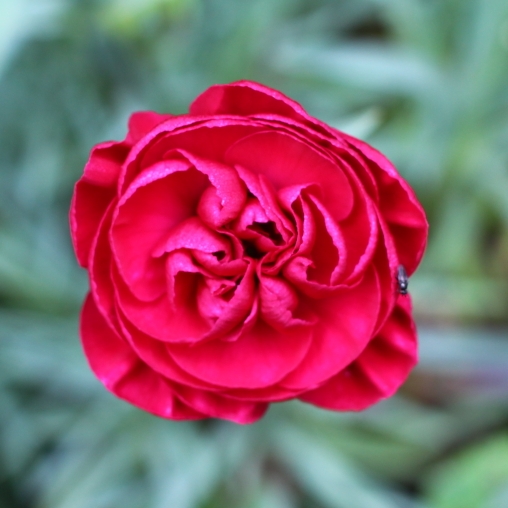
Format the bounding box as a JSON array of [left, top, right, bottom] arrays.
[[190, 80, 309, 119], [126, 111, 173, 144], [299, 295, 417, 410], [70, 141, 129, 267], [89, 203, 118, 331], [114, 311, 269, 423], [81, 293, 206, 420], [120, 117, 261, 193], [71, 112, 173, 267], [176, 387, 268, 424], [344, 138, 428, 275]]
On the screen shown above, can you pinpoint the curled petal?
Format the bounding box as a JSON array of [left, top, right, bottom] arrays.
[[232, 198, 285, 254], [343, 138, 428, 275], [111, 158, 208, 301], [182, 154, 247, 228], [114, 254, 210, 343], [153, 217, 233, 258], [299, 295, 417, 410], [336, 181, 379, 283], [278, 183, 319, 256], [81, 141, 130, 187], [198, 261, 257, 341], [304, 193, 346, 285], [259, 275, 317, 331], [89, 203, 117, 331], [234, 165, 295, 247]]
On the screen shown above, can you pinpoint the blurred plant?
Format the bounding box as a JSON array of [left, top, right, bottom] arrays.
[[1, 0, 508, 507]]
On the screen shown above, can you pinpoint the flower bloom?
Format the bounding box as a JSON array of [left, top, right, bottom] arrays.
[[70, 81, 428, 423]]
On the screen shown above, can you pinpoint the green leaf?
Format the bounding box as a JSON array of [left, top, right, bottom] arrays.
[[424, 434, 508, 508]]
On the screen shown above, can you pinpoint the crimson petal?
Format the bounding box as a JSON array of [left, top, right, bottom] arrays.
[[168, 320, 313, 389], [299, 296, 417, 410], [225, 130, 354, 221], [280, 267, 381, 390], [81, 293, 206, 420], [71, 141, 129, 267]]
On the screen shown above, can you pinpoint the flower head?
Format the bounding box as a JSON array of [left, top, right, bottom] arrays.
[[70, 81, 428, 423]]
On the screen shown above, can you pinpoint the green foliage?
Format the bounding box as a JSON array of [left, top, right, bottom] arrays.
[[425, 434, 508, 508], [1, 0, 508, 506]]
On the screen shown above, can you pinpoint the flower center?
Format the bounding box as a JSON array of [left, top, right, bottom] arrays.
[[242, 240, 265, 259], [239, 220, 285, 260], [247, 221, 284, 246]]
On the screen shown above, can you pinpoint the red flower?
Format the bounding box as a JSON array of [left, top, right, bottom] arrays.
[[70, 81, 428, 423]]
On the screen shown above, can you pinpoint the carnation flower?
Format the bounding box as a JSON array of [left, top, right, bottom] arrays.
[[70, 81, 428, 423]]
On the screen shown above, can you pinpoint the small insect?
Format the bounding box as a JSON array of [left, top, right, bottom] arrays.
[[397, 265, 409, 295]]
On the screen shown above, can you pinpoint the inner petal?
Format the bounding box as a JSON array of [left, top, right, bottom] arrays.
[[225, 130, 354, 221], [112, 256, 210, 343], [110, 159, 208, 301], [232, 198, 286, 259]]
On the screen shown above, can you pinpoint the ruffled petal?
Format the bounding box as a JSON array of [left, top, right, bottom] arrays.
[[110, 158, 208, 300], [120, 117, 261, 193], [70, 141, 129, 267], [88, 203, 117, 331], [113, 254, 210, 343], [176, 387, 268, 424], [258, 274, 317, 331], [343, 138, 428, 275]]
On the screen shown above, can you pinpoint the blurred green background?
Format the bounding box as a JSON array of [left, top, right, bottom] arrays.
[[1, 0, 508, 507]]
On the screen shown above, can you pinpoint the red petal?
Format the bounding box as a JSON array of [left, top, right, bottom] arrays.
[[126, 111, 173, 144], [168, 320, 313, 389], [70, 141, 129, 267], [280, 267, 381, 390], [258, 274, 317, 331], [110, 158, 208, 301], [198, 261, 257, 341], [81, 293, 206, 420], [176, 387, 268, 424], [190, 80, 309, 119], [344, 138, 428, 275], [113, 255, 210, 343], [299, 295, 417, 410], [120, 117, 260, 193], [117, 310, 215, 390], [225, 130, 353, 221], [88, 203, 117, 331]]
